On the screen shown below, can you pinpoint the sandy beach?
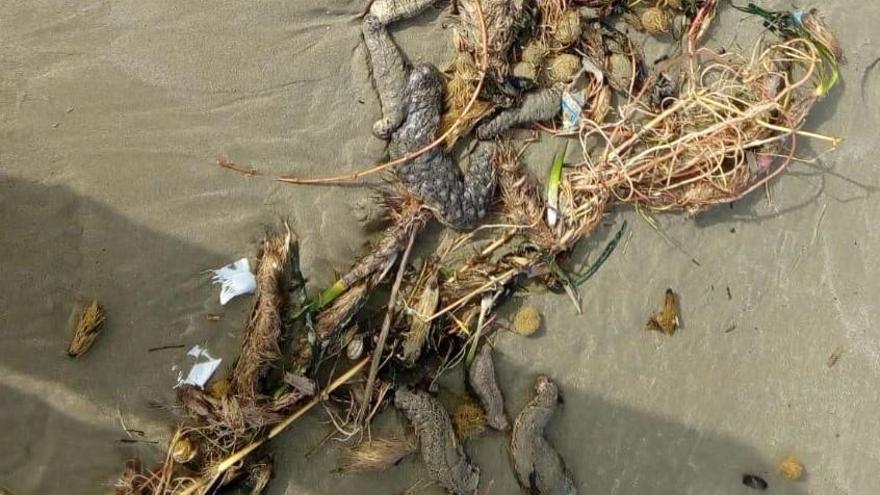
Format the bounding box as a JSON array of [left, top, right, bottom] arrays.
[[2, 1, 879, 493]]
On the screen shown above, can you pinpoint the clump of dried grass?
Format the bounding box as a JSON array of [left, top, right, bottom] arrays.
[[336, 436, 417, 473], [68, 300, 106, 357], [440, 57, 494, 147], [231, 226, 294, 401]]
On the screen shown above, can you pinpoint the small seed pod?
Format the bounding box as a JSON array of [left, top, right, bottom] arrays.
[[346, 335, 364, 360], [666, 0, 684, 11], [512, 62, 537, 81], [641, 7, 671, 34], [521, 40, 548, 68], [171, 435, 197, 464], [546, 54, 581, 84], [552, 9, 582, 46], [513, 305, 541, 336]]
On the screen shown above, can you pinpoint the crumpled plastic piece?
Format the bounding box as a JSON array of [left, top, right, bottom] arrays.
[[561, 90, 586, 132], [211, 257, 256, 305], [174, 345, 222, 389]]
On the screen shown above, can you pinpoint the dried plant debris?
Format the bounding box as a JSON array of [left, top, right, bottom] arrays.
[[170, 435, 197, 464], [394, 388, 480, 494], [510, 375, 576, 495], [68, 300, 106, 357], [401, 268, 440, 366], [646, 288, 679, 336], [112, 4, 846, 494], [467, 344, 509, 430], [245, 458, 273, 495], [827, 346, 844, 368], [336, 436, 417, 473], [231, 227, 294, 401]]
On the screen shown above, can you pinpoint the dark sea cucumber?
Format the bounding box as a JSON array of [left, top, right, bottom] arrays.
[[394, 388, 480, 494], [476, 84, 564, 140], [363, 8, 496, 230], [467, 344, 510, 431], [510, 375, 577, 495]]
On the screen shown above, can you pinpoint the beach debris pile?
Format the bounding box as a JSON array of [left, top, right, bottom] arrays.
[[116, 1, 843, 494]]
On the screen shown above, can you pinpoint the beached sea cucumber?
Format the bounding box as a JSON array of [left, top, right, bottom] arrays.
[[364, 7, 496, 229], [510, 375, 577, 495], [362, 15, 409, 139], [467, 344, 510, 430], [394, 388, 480, 494], [369, 0, 436, 25], [476, 84, 564, 139], [388, 64, 496, 229]]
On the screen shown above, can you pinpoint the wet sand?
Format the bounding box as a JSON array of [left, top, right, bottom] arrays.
[[2, 1, 879, 494]]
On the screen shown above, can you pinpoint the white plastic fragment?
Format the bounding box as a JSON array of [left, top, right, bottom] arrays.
[[211, 257, 256, 305], [175, 345, 222, 389], [561, 90, 586, 132]]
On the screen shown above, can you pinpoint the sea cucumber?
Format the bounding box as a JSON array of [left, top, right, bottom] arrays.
[[369, 0, 436, 25], [362, 14, 409, 139], [510, 375, 577, 495], [467, 344, 510, 430], [476, 84, 564, 140], [394, 388, 480, 494]]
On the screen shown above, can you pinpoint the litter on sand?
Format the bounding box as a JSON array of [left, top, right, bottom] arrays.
[[115, 1, 846, 493], [174, 345, 222, 389], [211, 257, 256, 305]]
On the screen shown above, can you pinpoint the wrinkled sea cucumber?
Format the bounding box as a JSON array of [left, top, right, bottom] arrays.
[[362, 14, 409, 139], [394, 388, 480, 494], [510, 375, 577, 495], [467, 343, 510, 431], [476, 84, 564, 140], [369, 0, 436, 25]]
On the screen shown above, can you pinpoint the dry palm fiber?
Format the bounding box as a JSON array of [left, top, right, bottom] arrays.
[[67, 300, 106, 357], [440, 57, 493, 148], [231, 226, 294, 401], [342, 194, 429, 288], [336, 436, 417, 473], [400, 259, 440, 366]]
